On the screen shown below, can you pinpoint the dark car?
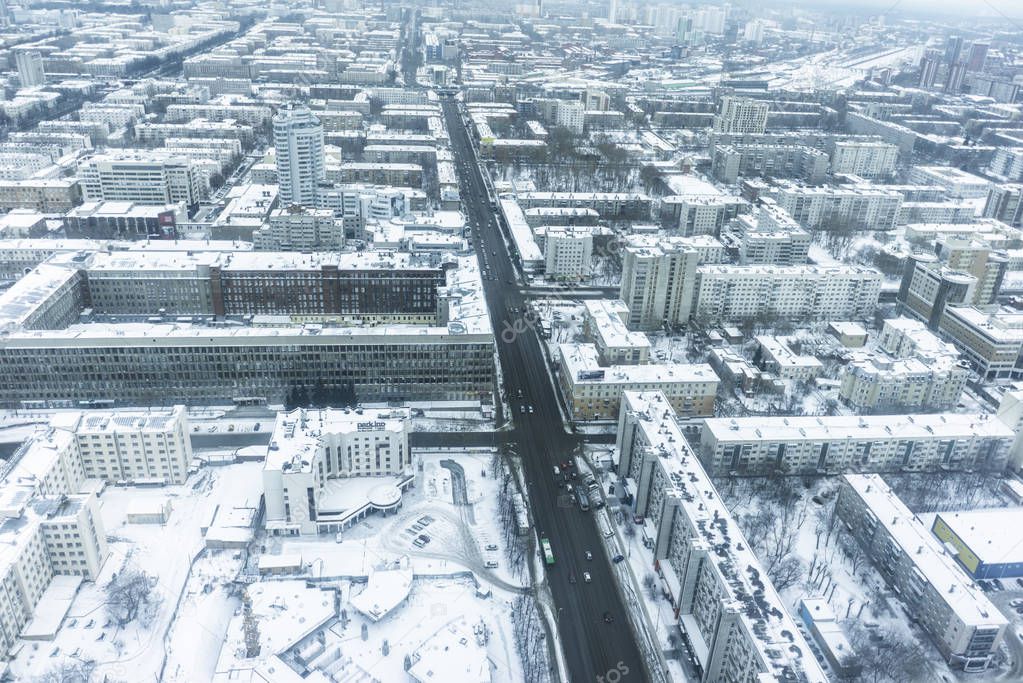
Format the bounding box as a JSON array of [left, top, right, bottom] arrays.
[[603, 612, 614, 623]]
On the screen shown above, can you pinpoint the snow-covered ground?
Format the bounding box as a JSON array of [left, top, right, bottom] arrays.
[[12, 462, 262, 682], [14, 447, 540, 683]]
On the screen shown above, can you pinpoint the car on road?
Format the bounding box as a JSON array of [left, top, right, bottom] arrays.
[[585, 551, 593, 561], [569, 573, 577, 584], [485, 561, 499, 569], [603, 612, 614, 624], [583, 572, 592, 583], [506, 278, 513, 284], [528, 405, 534, 413], [485, 544, 498, 551], [612, 554, 625, 564], [520, 405, 526, 413], [553, 466, 560, 476]]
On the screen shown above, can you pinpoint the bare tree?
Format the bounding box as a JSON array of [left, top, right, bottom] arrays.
[[511, 595, 551, 683], [105, 567, 161, 628], [33, 660, 96, 683]]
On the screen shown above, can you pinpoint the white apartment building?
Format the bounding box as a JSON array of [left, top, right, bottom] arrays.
[[70, 405, 193, 484], [582, 299, 650, 365], [78, 153, 207, 207], [543, 225, 592, 280], [619, 234, 725, 330], [557, 343, 717, 420], [254, 206, 344, 251], [771, 183, 903, 231], [0, 153, 54, 181], [712, 96, 769, 135], [554, 100, 585, 134], [14, 49, 44, 88], [700, 412, 1012, 476], [263, 407, 414, 535], [988, 148, 1023, 183], [660, 195, 749, 235], [983, 183, 1023, 228], [79, 102, 145, 131], [274, 103, 326, 208], [829, 141, 899, 179], [693, 265, 882, 323], [910, 166, 991, 199], [840, 318, 969, 411], [616, 392, 829, 683], [836, 474, 1007, 672]]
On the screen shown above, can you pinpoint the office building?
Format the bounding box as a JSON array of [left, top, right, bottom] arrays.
[[712, 96, 769, 135], [966, 41, 989, 72], [0, 251, 494, 407], [14, 49, 45, 88], [932, 508, 1023, 579], [558, 344, 716, 420], [273, 103, 326, 208], [835, 474, 1006, 672], [78, 154, 208, 207], [263, 407, 413, 535], [936, 306, 1023, 380], [616, 392, 828, 683], [693, 265, 882, 323], [898, 253, 978, 329], [699, 412, 1011, 476], [63, 201, 186, 240]]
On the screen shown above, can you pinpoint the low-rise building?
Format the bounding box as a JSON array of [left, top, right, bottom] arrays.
[[582, 299, 650, 365], [558, 343, 716, 420], [931, 508, 1023, 579]]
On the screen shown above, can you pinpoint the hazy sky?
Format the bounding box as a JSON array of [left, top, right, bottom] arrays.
[[762, 0, 1023, 20]]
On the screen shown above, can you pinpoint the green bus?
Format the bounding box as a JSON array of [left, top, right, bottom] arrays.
[[541, 537, 555, 565]]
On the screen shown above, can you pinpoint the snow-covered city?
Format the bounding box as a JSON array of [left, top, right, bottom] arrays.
[[1, 0, 1023, 681]]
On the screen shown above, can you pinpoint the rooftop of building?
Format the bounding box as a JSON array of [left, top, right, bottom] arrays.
[[934, 507, 1023, 565], [560, 343, 716, 385], [703, 412, 1014, 444], [622, 391, 828, 682], [265, 406, 410, 474], [843, 473, 1007, 628]]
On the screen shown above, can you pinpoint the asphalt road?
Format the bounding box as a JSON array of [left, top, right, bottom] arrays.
[[443, 98, 644, 683]]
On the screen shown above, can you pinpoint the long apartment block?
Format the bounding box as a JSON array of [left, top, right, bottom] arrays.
[[699, 413, 1013, 476], [616, 391, 829, 683], [835, 474, 1007, 672]]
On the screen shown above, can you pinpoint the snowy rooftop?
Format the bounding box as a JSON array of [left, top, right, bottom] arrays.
[[623, 391, 828, 682], [74, 405, 185, 436], [843, 474, 1007, 628], [265, 407, 410, 474], [349, 559, 414, 622], [703, 412, 1013, 444], [0, 262, 80, 329], [560, 343, 716, 385], [583, 299, 649, 351], [498, 199, 543, 265], [933, 507, 1023, 566], [408, 616, 491, 683]]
